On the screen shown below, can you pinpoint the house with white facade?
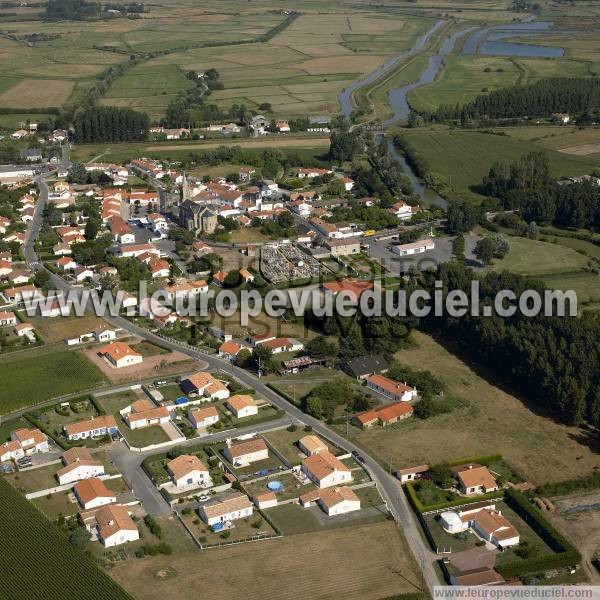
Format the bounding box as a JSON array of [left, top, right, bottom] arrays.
[[198, 492, 253, 527], [224, 437, 269, 467], [225, 395, 258, 418], [301, 451, 352, 489], [166, 454, 211, 488]]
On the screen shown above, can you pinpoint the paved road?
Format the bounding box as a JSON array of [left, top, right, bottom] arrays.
[[27, 176, 441, 592], [109, 416, 291, 518]]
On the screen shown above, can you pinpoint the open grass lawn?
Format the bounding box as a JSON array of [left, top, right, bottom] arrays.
[[5, 463, 61, 494], [543, 272, 600, 307], [120, 421, 171, 449], [36, 402, 98, 439], [486, 235, 589, 276], [401, 128, 600, 201], [181, 510, 277, 545], [19, 314, 108, 344], [339, 331, 599, 486], [228, 227, 270, 244], [0, 416, 31, 443], [32, 489, 79, 521], [0, 78, 74, 108], [0, 348, 106, 414], [502, 126, 600, 153], [130, 341, 169, 357], [110, 520, 421, 600], [96, 390, 138, 415], [263, 427, 335, 465]]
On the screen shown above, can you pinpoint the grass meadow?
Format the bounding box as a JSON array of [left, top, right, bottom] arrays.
[[336, 331, 599, 485], [400, 127, 600, 201]]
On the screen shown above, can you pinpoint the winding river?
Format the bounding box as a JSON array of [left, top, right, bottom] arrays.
[[337, 18, 566, 209]]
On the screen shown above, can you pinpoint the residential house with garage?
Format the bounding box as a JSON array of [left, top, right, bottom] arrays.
[[301, 451, 352, 489], [198, 492, 253, 526]]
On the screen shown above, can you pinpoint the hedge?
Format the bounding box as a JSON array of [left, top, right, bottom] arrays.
[[405, 481, 503, 514], [496, 489, 581, 578], [24, 412, 70, 450], [447, 454, 503, 467], [537, 471, 600, 497]]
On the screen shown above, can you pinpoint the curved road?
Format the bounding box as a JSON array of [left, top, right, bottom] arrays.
[[27, 177, 440, 592]]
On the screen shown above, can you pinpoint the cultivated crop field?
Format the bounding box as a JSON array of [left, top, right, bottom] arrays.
[[0, 478, 133, 600], [109, 521, 422, 600], [148, 12, 434, 117], [0, 347, 105, 413], [0, 79, 74, 109]]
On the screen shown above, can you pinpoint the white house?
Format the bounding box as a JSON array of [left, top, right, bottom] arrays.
[[166, 454, 211, 488], [388, 201, 414, 221], [366, 374, 417, 402], [391, 238, 435, 257], [64, 415, 119, 441], [100, 341, 143, 369], [198, 492, 253, 527], [163, 280, 208, 300], [94, 325, 117, 342], [0, 311, 18, 327], [302, 451, 352, 489], [123, 399, 170, 430], [57, 447, 105, 485], [301, 486, 361, 516], [74, 266, 94, 282], [180, 372, 230, 400], [224, 437, 269, 467], [74, 477, 116, 510], [440, 504, 520, 549], [189, 406, 219, 429], [94, 504, 139, 547], [225, 395, 258, 418]]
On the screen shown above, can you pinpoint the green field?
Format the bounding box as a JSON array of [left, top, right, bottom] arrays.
[[408, 55, 599, 113], [401, 128, 600, 201], [335, 330, 600, 485], [0, 478, 133, 600], [100, 63, 195, 120], [487, 235, 590, 277], [0, 348, 105, 414], [70, 137, 329, 164]]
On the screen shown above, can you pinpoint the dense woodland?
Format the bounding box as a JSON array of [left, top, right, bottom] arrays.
[[420, 263, 600, 427], [427, 77, 600, 122], [74, 106, 149, 142], [483, 152, 600, 228]]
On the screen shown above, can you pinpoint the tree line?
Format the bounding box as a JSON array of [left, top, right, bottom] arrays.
[[483, 151, 600, 229], [74, 106, 149, 142], [425, 77, 600, 122], [419, 262, 600, 426]]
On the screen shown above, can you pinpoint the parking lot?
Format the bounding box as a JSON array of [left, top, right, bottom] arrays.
[[366, 233, 482, 275]]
